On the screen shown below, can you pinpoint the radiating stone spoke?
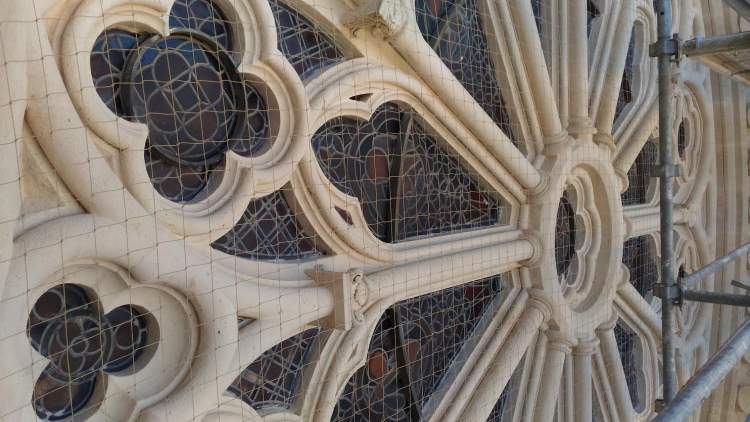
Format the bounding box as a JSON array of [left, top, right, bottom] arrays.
[[594, 328, 637, 421], [624, 204, 691, 239]]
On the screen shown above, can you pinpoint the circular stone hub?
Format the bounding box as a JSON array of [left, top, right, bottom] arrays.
[[527, 145, 624, 338]]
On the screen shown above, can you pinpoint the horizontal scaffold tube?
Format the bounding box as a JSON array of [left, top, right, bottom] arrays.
[[653, 318, 750, 421], [681, 241, 750, 287], [683, 32, 750, 57]]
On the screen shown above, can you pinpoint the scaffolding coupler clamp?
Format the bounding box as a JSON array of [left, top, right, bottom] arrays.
[[654, 282, 683, 306], [650, 33, 682, 63], [650, 163, 683, 179]]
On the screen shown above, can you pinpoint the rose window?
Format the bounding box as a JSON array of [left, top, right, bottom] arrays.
[[0, 0, 730, 421]]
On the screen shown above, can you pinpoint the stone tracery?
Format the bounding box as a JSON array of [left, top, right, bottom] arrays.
[[0, 0, 736, 420]]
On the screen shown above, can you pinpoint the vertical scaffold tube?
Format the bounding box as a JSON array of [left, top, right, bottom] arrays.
[[655, 0, 677, 404]]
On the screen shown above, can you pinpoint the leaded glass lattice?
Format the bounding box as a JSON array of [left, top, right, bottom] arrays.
[[90, 0, 271, 203], [212, 189, 326, 260], [331, 275, 506, 421], [169, 0, 234, 53], [313, 102, 504, 243], [27, 284, 152, 421], [228, 328, 319, 411], [621, 141, 658, 206], [622, 236, 660, 302], [415, 0, 518, 147], [614, 321, 642, 411], [615, 28, 637, 121], [268, 0, 346, 79]]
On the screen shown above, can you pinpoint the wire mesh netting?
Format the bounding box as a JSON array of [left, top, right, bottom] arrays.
[[0, 0, 735, 421]]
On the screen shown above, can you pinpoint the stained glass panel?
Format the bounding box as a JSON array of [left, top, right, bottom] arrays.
[[169, 0, 234, 52], [395, 277, 503, 410], [415, 0, 517, 146], [615, 28, 637, 121], [313, 102, 504, 243], [90, 29, 141, 116], [268, 0, 346, 79], [614, 321, 642, 411], [211, 189, 326, 260], [331, 312, 411, 422], [555, 193, 577, 279], [228, 328, 319, 411], [91, 0, 271, 204], [331, 274, 506, 421], [621, 141, 658, 206], [622, 236, 659, 302]]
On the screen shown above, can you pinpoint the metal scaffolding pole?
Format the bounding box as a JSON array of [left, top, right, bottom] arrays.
[[653, 0, 678, 405], [681, 289, 750, 307], [723, 0, 750, 21], [681, 241, 750, 287], [683, 32, 750, 57], [649, 0, 750, 417], [653, 319, 750, 421]]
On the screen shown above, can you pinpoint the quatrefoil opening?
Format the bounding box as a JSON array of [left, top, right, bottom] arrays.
[[90, 0, 270, 203], [27, 284, 156, 421]]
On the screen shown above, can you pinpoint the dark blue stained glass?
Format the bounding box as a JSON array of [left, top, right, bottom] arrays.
[[91, 0, 272, 204], [415, 0, 518, 147], [396, 122, 500, 240], [395, 277, 503, 412], [331, 312, 410, 422], [125, 35, 242, 166], [229, 81, 272, 156], [614, 321, 642, 411], [268, 0, 346, 79], [211, 189, 326, 260], [27, 285, 152, 421], [313, 102, 503, 244], [621, 141, 658, 206], [616, 28, 637, 121], [531, 0, 543, 37], [228, 328, 319, 411], [169, 0, 233, 52], [90, 29, 141, 116], [622, 236, 659, 302], [144, 144, 214, 203], [555, 193, 577, 279], [312, 104, 400, 241], [331, 275, 506, 421]]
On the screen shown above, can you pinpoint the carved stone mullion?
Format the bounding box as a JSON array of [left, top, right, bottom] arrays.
[[592, 0, 636, 151], [532, 330, 576, 421], [572, 337, 599, 421], [459, 294, 552, 422], [567, 0, 597, 140], [365, 238, 534, 306], [595, 322, 637, 421], [623, 204, 691, 239], [506, 0, 568, 153]]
